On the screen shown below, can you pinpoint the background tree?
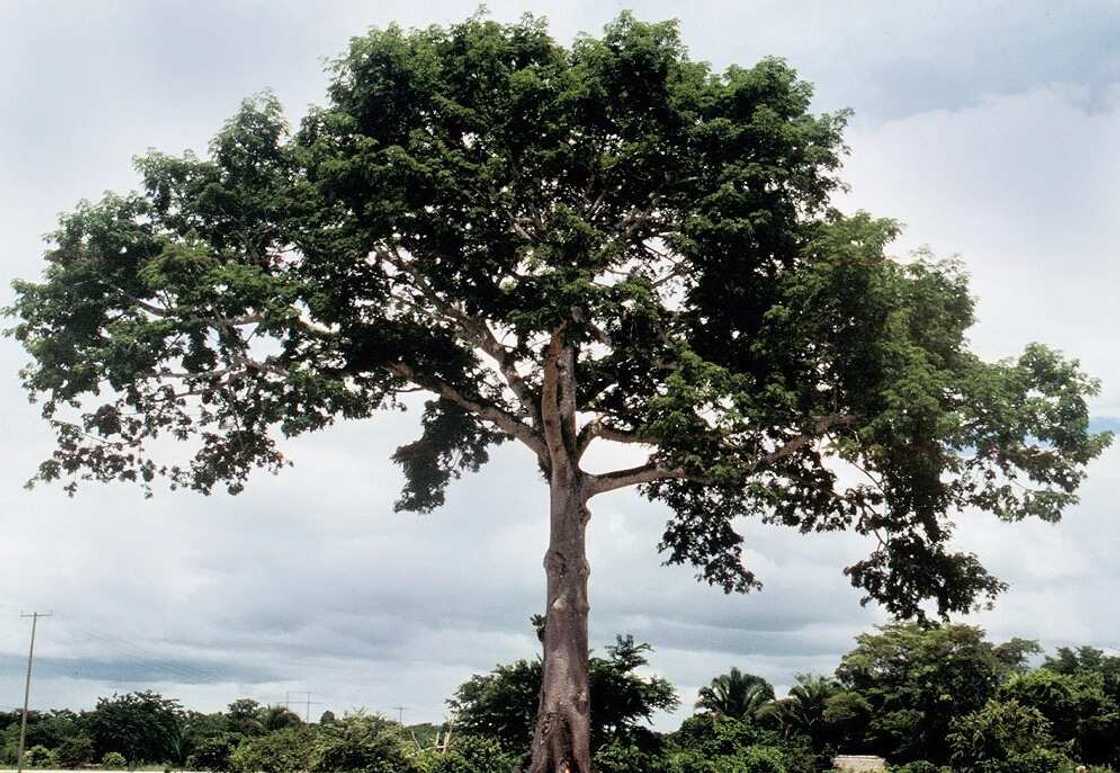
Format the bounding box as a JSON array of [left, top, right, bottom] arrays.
[[186, 733, 240, 773], [54, 733, 95, 768], [308, 713, 413, 773], [261, 706, 303, 733], [759, 673, 868, 763], [88, 691, 183, 768], [8, 12, 1109, 772], [835, 624, 1030, 764], [1001, 665, 1120, 766], [695, 668, 775, 720], [449, 634, 677, 758], [226, 699, 266, 737], [946, 699, 1073, 772], [228, 726, 313, 773], [178, 709, 234, 766]]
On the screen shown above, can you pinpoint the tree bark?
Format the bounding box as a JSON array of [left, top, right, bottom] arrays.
[[527, 467, 592, 773]]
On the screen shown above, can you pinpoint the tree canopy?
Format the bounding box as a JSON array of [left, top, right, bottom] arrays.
[[8, 13, 1108, 622]]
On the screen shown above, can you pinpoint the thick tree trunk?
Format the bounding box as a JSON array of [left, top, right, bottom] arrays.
[[528, 469, 592, 773]]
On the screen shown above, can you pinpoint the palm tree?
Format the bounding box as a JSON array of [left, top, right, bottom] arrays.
[[695, 667, 776, 719], [262, 705, 303, 732], [760, 674, 847, 742]]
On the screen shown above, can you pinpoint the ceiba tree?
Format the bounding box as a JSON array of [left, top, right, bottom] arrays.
[[8, 14, 1109, 773]]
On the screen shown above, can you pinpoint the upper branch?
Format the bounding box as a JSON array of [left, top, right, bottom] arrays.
[[584, 459, 693, 497], [377, 247, 538, 422], [574, 418, 657, 461], [583, 413, 859, 498], [388, 361, 547, 461]]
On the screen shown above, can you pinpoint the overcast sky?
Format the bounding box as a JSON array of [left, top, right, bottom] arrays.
[[1, 0, 1118, 728]]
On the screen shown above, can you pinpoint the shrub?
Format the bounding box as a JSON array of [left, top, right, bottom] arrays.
[[892, 762, 948, 773], [309, 713, 415, 773], [947, 700, 1076, 772], [186, 733, 240, 772], [24, 745, 54, 768], [101, 750, 128, 769], [229, 727, 313, 773], [417, 734, 518, 773], [56, 734, 95, 768], [593, 740, 658, 773], [733, 745, 788, 772]]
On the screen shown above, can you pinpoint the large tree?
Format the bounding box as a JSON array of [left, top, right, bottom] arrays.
[[7, 13, 1109, 773]]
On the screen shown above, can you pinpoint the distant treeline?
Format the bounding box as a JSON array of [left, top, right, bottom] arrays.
[[3, 623, 1119, 772]]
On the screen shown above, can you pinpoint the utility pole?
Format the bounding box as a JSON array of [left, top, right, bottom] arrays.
[[393, 705, 407, 726], [16, 611, 51, 773], [285, 691, 320, 722]]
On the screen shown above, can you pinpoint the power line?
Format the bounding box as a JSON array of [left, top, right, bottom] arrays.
[[17, 611, 52, 773], [285, 691, 322, 723]]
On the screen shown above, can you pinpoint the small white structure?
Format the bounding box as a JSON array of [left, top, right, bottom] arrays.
[[832, 755, 887, 771]]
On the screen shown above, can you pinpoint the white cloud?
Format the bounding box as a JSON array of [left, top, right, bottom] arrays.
[[841, 83, 1120, 413]]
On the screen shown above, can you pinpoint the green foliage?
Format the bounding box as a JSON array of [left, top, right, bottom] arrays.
[[229, 726, 313, 773], [3, 627, 1120, 772], [664, 713, 797, 767], [186, 733, 240, 772], [593, 739, 661, 773], [999, 668, 1120, 766], [261, 706, 303, 733], [890, 763, 946, 773], [179, 710, 236, 766], [759, 674, 869, 767], [23, 744, 55, 768], [226, 699, 267, 737], [101, 751, 128, 769], [89, 691, 183, 766], [662, 725, 796, 773], [447, 658, 538, 752], [448, 634, 677, 755], [946, 699, 1072, 772], [416, 734, 518, 773], [308, 713, 414, 773], [55, 733, 95, 767], [835, 623, 1020, 763]]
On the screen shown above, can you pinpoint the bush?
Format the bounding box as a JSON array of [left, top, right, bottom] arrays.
[[187, 733, 240, 772], [665, 746, 791, 773], [309, 713, 415, 773], [892, 762, 948, 773], [417, 734, 518, 773], [55, 734, 95, 768], [229, 727, 313, 773], [733, 745, 788, 772], [102, 750, 129, 769], [974, 747, 1077, 772], [23, 745, 55, 768], [947, 700, 1076, 772], [593, 740, 659, 773]]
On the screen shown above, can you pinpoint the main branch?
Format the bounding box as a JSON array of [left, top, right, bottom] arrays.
[[387, 362, 548, 461]]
